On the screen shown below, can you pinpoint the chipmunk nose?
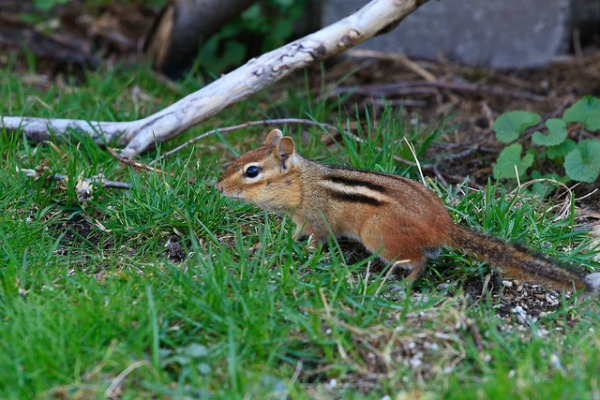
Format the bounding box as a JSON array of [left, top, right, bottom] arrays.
[[216, 182, 224, 193]]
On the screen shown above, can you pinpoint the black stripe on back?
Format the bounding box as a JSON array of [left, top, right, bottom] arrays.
[[326, 189, 383, 206], [324, 175, 387, 193]]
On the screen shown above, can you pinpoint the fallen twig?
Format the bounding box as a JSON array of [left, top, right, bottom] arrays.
[[108, 147, 166, 173], [330, 80, 547, 101], [19, 168, 130, 190], [345, 49, 438, 82], [107, 147, 198, 184], [149, 118, 344, 165]]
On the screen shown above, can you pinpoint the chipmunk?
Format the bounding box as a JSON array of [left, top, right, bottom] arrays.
[[217, 129, 600, 293]]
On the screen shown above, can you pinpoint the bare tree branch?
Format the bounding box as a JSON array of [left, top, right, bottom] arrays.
[[1, 0, 428, 157]]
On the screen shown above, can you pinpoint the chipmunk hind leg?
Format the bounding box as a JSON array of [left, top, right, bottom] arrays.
[[372, 240, 435, 282], [400, 257, 428, 281], [360, 215, 445, 282], [396, 246, 445, 282]]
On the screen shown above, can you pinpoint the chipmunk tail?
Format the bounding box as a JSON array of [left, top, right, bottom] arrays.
[[448, 225, 590, 292]]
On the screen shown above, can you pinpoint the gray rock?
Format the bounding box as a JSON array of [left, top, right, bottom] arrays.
[[322, 0, 574, 68]]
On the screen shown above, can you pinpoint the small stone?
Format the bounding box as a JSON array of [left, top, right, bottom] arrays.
[[550, 354, 564, 370]]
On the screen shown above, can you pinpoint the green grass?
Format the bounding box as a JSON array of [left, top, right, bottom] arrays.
[[1, 61, 599, 399]]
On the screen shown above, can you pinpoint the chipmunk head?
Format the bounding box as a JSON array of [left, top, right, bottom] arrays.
[[217, 129, 302, 213]]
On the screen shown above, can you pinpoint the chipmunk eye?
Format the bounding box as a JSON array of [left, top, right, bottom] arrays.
[[243, 165, 261, 178]]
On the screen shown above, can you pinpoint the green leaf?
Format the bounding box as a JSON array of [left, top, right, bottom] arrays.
[[531, 118, 567, 146], [274, 0, 295, 6], [493, 143, 535, 180], [564, 139, 600, 183], [493, 111, 541, 143], [33, 0, 53, 10], [530, 171, 566, 197], [33, 0, 67, 10], [563, 96, 600, 131], [546, 139, 576, 161]]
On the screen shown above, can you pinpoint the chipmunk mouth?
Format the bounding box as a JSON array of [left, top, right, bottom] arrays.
[[216, 185, 240, 199], [216, 183, 228, 194]]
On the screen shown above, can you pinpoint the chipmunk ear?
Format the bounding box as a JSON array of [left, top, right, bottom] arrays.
[[264, 129, 283, 146], [274, 136, 296, 170]]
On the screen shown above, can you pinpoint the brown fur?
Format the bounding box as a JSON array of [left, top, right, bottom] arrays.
[[217, 129, 599, 293]]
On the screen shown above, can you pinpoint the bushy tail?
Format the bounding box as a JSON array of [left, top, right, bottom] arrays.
[[448, 225, 599, 293]]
